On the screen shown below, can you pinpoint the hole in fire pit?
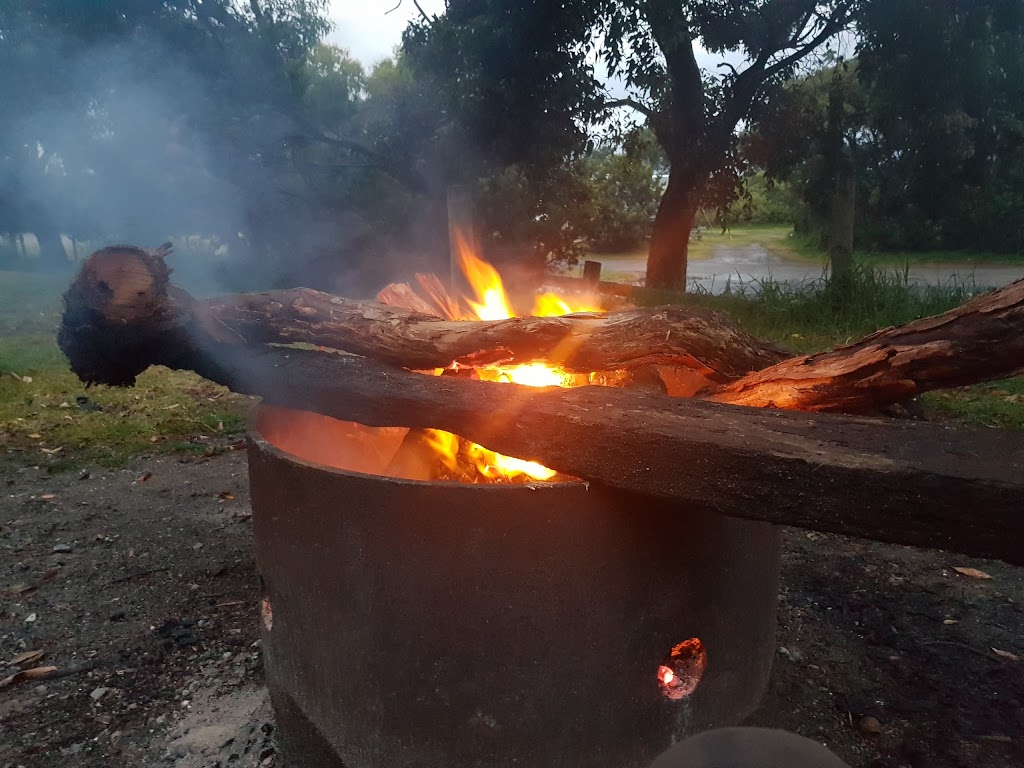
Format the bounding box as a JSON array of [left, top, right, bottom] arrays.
[[657, 638, 707, 700]]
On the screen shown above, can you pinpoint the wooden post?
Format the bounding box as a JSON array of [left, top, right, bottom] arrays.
[[583, 260, 602, 286]]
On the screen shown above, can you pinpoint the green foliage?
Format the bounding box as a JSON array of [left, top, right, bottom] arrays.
[[401, 1, 858, 287], [749, 1, 1024, 257], [721, 173, 799, 227], [0, 0, 347, 279]]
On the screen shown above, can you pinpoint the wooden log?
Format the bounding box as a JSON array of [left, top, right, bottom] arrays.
[[59, 323, 1024, 565], [59, 245, 786, 382], [711, 278, 1024, 412]]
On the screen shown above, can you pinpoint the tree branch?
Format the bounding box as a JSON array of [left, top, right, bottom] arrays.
[[292, 131, 431, 195], [600, 98, 656, 120], [761, 3, 855, 81], [411, 0, 434, 23]]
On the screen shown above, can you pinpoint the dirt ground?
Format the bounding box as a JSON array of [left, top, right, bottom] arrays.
[[1, 446, 1022, 768]]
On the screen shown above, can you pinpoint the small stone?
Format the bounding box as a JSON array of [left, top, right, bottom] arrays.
[[858, 716, 882, 735], [90, 687, 110, 701], [33, 685, 47, 695], [51, 544, 72, 553], [778, 646, 804, 662], [79, 469, 91, 480]]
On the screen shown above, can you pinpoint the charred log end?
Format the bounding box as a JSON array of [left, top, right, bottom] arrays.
[[58, 244, 181, 387]]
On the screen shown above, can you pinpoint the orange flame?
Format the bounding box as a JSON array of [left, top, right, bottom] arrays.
[[434, 237, 603, 482]]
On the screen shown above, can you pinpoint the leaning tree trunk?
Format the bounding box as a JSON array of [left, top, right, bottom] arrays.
[[646, 165, 699, 291], [33, 224, 68, 270]]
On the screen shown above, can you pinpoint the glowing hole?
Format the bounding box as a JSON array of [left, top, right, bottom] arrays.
[[657, 637, 706, 700]]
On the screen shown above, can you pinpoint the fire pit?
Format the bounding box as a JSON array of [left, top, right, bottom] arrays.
[[249, 405, 782, 768]]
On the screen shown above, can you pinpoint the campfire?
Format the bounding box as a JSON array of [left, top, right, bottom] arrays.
[[53, 242, 1024, 767], [377, 236, 609, 483]]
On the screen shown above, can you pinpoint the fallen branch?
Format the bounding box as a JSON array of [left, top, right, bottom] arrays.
[[711, 279, 1024, 411], [58, 245, 786, 384]]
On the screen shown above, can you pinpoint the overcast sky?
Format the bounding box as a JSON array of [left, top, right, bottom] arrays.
[[324, 1, 747, 88], [326, 1, 440, 66]]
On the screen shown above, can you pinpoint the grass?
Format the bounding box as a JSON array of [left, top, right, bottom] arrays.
[[0, 271, 250, 470]]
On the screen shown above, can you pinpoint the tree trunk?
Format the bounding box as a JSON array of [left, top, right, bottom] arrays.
[[646, 166, 697, 291], [33, 225, 67, 269], [828, 163, 856, 288]]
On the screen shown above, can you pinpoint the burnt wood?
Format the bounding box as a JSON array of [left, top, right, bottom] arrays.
[[59, 245, 783, 382]]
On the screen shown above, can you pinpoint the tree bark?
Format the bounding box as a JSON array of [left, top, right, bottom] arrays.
[[646, 167, 697, 291], [828, 163, 856, 286], [710, 277, 1024, 411]]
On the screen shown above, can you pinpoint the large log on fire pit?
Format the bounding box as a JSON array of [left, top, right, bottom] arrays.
[[56, 245, 1024, 566]]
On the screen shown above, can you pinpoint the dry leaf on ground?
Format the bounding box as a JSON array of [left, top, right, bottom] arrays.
[[952, 566, 993, 580], [992, 648, 1020, 662], [10, 649, 45, 666], [0, 666, 58, 689]]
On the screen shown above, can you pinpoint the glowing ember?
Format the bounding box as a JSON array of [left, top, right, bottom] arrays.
[[434, 236, 604, 482], [657, 637, 707, 700]]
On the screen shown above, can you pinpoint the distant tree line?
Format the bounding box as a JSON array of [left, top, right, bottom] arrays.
[[748, 0, 1024, 256]]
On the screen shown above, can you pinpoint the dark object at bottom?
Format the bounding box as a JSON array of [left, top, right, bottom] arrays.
[[249, 410, 782, 768], [650, 728, 852, 768]]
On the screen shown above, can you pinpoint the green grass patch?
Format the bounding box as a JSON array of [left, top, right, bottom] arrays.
[[586, 225, 800, 277], [922, 379, 1024, 430], [637, 267, 972, 350]]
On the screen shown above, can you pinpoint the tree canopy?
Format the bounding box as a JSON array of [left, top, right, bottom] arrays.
[[403, 0, 858, 289]]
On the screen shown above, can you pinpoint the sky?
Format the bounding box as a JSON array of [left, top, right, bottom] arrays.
[[325, 1, 746, 88], [326, 1, 440, 66]]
